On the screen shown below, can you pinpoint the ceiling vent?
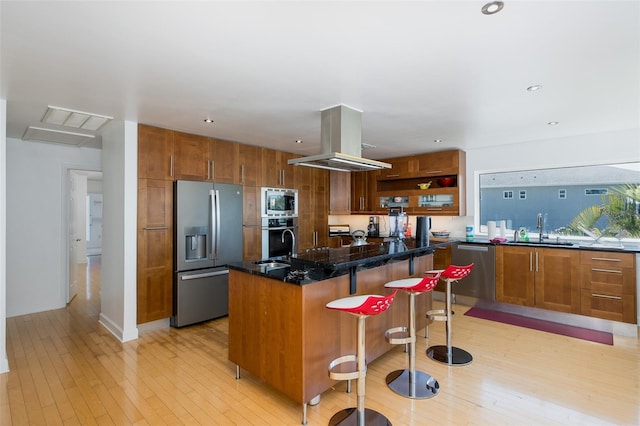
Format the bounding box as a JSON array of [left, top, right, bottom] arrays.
[[288, 105, 392, 172], [42, 106, 112, 131], [22, 126, 96, 146]]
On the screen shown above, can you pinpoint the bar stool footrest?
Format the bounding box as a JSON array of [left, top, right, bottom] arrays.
[[384, 326, 413, 345], [426, 308, 448, 322], [328, 354, 362, 381]]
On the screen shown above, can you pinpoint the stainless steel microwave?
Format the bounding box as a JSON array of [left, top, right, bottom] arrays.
[[261, 187, 298, 217]]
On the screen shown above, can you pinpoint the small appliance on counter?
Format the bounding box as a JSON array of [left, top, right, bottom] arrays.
[[367, 216, 379, 237], [329, 224, 351, 237], [415, 216, 431, 246], [389, 208, 408, 240]]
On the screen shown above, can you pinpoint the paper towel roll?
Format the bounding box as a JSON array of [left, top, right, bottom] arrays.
[[487, 221, 497, 239], [499, 220, 506, 238]]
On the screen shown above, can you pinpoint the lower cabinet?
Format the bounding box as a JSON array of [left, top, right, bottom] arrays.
[[580, 250, 636, 323], [496, 246, 580, 314], [432, 244, 452, 293]]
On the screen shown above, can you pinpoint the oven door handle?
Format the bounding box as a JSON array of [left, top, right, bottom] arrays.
[[181, 270, 229, 280], [263, 226, 296, 231]]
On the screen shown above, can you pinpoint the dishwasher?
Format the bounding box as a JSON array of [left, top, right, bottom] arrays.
[[451, 243, 496, 301]]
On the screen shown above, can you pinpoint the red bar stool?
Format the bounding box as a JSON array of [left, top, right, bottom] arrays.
[[384, 274, 440, 399], [326, 291, 397, 426], [426, 263, 474, 366]]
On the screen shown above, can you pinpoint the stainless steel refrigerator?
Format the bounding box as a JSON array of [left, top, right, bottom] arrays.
[[171, 180, 243, 327]]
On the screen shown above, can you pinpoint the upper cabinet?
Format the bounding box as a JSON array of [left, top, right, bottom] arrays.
[[375, 149, 466, 216], [174, 132, 240, 183], [238, 144, 261, 186], [173, 131, 211, 181], [261, 148, 297, 188], [138, 125, 174, 180], [329, 171, 351, 215], [210, 138, 239, 184]]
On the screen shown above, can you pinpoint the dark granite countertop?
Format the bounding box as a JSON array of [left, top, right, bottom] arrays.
[[228, 238, 457, 285]]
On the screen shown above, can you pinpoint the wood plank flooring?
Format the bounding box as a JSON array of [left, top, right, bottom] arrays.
[[2, 255, 639, 425]]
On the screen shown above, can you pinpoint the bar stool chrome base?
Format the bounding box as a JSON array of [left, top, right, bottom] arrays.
[[329, 407, 392, 426], [426, 344, 473, 366], [385, 369, 440, 398]]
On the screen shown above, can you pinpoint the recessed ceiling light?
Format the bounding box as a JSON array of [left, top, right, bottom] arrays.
[[204, 118, 214, 123], [481, 1, 504, 15], [527, 85, 542, 92], [434, 139, 443, 143], [295, 139, 303, 144], [548, 121, 559, 126]]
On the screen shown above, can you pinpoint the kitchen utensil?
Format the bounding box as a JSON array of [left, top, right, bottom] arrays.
[[431, 231, 450, 238], [437, 177, 456, 187], [417, 182, 432, 190], [350, 229, 369, 246]]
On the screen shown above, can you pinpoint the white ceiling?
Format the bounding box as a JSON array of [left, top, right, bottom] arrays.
[[1, 1, 639, 158]]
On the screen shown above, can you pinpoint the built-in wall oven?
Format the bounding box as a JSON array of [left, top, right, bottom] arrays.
[[262, 217, 298, 259]]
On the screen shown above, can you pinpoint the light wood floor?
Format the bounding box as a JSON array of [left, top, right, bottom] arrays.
[[2, 256, 639, 425]]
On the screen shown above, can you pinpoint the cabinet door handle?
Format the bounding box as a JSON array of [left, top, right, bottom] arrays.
[[386, 173, 400, 178], [144, 226, 169, 230], [591, 257, 621, 262], [591, 268, 622, 274], [241, 164, 245, 183], [170, 155, 174, 177], [424, 170, 443, 175], [535, 251, 539, 272], [211, 160, 215, 179], [529, 252, 533, 272], [591, 293, 622, 300]]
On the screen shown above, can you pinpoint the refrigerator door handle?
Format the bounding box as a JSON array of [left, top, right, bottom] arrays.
[[210, 189, 221, 260]]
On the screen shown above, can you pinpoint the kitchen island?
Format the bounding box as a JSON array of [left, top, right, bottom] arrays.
[[227, 239, 451, 421]]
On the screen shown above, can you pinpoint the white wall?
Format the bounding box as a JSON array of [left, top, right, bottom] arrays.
[[1, 99, 9, 373], [465, 128, 640, 229], [5, 138, 101, 317], [98, 121, 138, 342]]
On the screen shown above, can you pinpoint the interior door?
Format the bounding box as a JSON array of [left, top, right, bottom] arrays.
[[68, 172, 81, 302]]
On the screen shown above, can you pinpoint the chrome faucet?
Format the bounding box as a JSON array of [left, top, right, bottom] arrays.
[[281, 228, 296, 256], [537, 213, 543, 242]]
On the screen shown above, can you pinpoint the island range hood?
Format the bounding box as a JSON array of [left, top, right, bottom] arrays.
[[288, 105, 392, 172]]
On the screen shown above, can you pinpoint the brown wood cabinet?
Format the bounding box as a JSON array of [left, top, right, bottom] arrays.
[[296, 167, 329, 250], [580, 251, 636, 323], [173, 131, 211, 181], [351, 170, 380, 213], [496, 245, 580, 314], [210, 138, 239, 184], [375, 150, 466, 216], [329, 171, 351, 215], [432, 243, 452, 292], [138, 125, 174, 180], [261, 148, 297, 188], [238, 144, 261, 186], [137, 179, 173, 324]]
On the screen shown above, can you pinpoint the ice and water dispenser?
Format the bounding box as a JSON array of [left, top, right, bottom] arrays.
[[185, 226, 207, 261]]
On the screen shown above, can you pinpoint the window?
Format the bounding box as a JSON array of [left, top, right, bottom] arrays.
[[585, 188, 608, 195], [479, 162, 640, 240]]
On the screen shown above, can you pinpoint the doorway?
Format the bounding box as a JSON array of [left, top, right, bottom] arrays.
[[67, 169, 103, 303]]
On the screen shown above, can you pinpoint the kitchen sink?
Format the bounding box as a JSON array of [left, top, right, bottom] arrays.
[[254, 260, 290, 270]]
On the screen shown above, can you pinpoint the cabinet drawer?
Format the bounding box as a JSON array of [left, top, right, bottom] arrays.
[[580, 289, 636, 324], [579, 263, 635, 294], [580, 251, 634, 268]]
